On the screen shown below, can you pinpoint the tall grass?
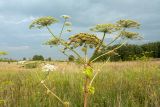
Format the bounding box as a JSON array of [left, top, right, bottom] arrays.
[[0, 61, 160, 107]]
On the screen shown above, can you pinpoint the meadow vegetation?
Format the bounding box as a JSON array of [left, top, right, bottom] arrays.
[[0, 61, 160, 107]]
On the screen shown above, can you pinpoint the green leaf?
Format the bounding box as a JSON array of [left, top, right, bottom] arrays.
[[88, 86, 95, 95], [83, 66, 93, 78]]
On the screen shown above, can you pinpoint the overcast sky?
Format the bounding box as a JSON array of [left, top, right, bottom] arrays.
[[0, 0, 160, 59]]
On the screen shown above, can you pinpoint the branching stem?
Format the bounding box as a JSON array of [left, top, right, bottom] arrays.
[[90, 41, 126, 63], [46, 26, 84, 63], [59, 19, 67, 39]]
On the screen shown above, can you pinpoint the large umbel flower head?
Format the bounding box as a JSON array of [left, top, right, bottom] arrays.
[[90, 23, 117, 34], [120, 31, 142, 40], [116, 20, 141, 39], [68, 33, 102, 49], [116, 19, 140, 29], [29, 16, 58, 29]]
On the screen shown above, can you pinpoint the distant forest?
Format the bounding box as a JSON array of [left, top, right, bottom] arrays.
[[1, 41, 160, 62], [93, 41, 160, 61]]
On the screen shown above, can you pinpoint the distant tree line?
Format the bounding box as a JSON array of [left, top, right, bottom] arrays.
[[1, 42, 160, 62], [93, 41, 160, 61], [31, 55, 52, 61], [0, 55, 52, 62]]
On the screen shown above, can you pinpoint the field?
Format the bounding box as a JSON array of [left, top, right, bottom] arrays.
[[0, 61, 160, 107]]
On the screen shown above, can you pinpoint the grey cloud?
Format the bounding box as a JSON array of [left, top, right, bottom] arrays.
[[0, 0, 160, 59]]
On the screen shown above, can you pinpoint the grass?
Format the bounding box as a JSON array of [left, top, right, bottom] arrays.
[[0, 61, 160, 107]]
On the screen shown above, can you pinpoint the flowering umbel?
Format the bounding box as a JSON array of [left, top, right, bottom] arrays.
[[64, 22, 72, 26], [68, 33, 102, 48], [116, 19, 140, 29], [45, 38, 60, 46], [61, 15, 71, 19], [29, 16, 58, 29], [120, 31, 142, 39], [42, 64, 57, 72], [116, 20, 141, 39], [90, 24, 117, 33]]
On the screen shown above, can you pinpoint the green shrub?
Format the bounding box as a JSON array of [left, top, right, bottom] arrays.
[[24, 62, 38, 69]]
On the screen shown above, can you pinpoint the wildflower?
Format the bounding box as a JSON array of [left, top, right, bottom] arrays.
[[116, 19, 140, 29], [29, 16, 58, 29], [68, 33, 102, 48], [45, 38, 60, 46], [64, 22, 72, 26], [120, 31, 142, 39], [61, 15, 71, 19], [90, 24, 116, 33], [42, 64, 57, 72]]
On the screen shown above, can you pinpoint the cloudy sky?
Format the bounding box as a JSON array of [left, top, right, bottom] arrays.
[[0, 0, 160, 59]]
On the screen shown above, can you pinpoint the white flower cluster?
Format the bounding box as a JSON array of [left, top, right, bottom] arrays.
[[61, 15, 71, 19], [42, 64, 57, 72], [64, 22, 72, 26]]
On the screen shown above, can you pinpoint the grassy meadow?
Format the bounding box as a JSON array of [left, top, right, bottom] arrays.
[[0, 61, 160, 107]]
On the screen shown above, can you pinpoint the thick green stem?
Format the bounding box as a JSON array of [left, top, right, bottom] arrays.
[[83, 45, 92, 107], [84, 76, 89, 107], [84, 44, 88, 63]]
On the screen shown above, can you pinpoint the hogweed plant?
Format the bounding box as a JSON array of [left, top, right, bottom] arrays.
[[30, 15, 142, 107]]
